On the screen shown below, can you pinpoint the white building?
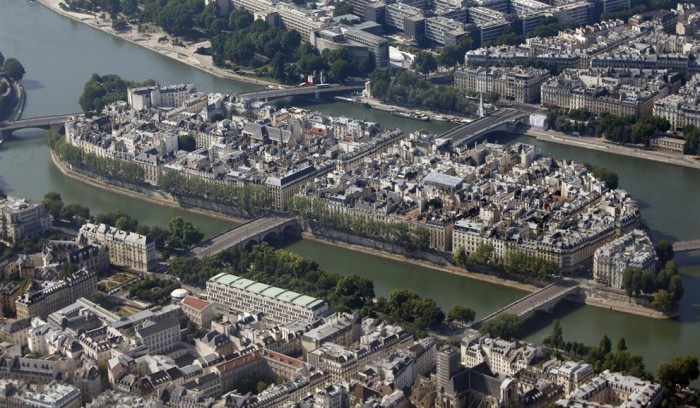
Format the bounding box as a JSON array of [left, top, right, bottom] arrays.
[[0, 196, 51, 245], [206, 273, 330, 325], [79, 223, 156, 272], [593, 229, 656, 289]]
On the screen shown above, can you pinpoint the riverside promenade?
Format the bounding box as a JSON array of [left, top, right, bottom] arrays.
[[35, 0, 280, 88], [525, 127, 700, 171]]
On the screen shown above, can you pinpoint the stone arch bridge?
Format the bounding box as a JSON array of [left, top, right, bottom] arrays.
[[192, 216, 301, 257], [0, 114, 79, 138]]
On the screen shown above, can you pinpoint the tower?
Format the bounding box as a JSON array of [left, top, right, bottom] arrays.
[[437, 345, 460, 393]]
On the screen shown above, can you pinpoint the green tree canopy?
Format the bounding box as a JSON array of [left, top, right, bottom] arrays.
[[42, 192, 64, 220], [2, 58, 25, 81], [414, 51, 437, 78], [447, 305, 476, 325], [655, 240, 674, 267], [178, 134, 197, 151], [657, 356, 699, 393], [166, 216, 204, 251], [332, 1, 353, 16], [453, 246, 467, 267], [480, 313, 522, 340]]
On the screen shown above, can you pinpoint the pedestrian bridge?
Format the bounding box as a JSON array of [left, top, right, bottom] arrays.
[[673, 240, 700, 253], [192, 216, 301, 257], [0, 113, 80, 137], [237, 84, 365, 104], [439, 109, 529, 147], [474, 280, 580, 328]]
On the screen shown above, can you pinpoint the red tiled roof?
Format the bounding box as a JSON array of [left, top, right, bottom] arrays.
[[182, 296, 211, 311]]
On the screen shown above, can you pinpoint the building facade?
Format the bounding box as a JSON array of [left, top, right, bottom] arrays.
[[0, 197, 51, 245], [79, 223, 156, 272], [207, 273, 330, 324], [15, 268, 98, 320], [454, 66, 550, 103]]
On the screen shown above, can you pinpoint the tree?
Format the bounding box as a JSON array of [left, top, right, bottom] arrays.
[[120, 0, 138, 16], [42, 192, 64, 220], [600, 334, 612, 355], [166, 216, 204, 251], [543, 319, 564, 349], [329, 59, 352, 83], [651, 289, 673, 312], [669, 274, 684, 301], [617, 337, 627, 351], [480, 313, 522, 340], [271, 52, 286, 82], [447, 305, 475, 325], [60, 203, 90, 226], [453, 246, 467, 267], [333, 1, 354, 16], [684, 124, 700, 155], [657, 356, 699, 393], [2, 58, 25, 81], [0, 52, 4, 67], [437, 45, 463, 67], [0, 188, 6, 199], [414, 52, 437, 78], [467, 243, 494, 265], [178, 134, 196, 151], [655, 240, 674, 267], [622, 267, 643, 297]]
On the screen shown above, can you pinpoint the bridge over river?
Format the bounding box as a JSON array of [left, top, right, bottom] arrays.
[[438, 109, 529, 147], [192, 216, 300, 257], [673, 240, 700, 253], [474, 280, 580, 328], [0, 113, 79, 138]]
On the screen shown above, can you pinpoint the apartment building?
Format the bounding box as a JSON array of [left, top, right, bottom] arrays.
[[206, 273, 330, 324], [79, 223, 156, 272], [541, 68, 675, 118], [135, 317, 180, 355], [454, 65, 551, 103], [15, 268, 98, 319], [0, 380, 82, 408], [127, 84, 194, 111], [653, 74, 700, 130], [593, 229, 656, 289], [265, 165, 317, 211], [181, 295, 215, 328], [0, 197, 51, 244]]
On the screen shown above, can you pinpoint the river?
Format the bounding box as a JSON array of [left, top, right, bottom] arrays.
[[1, 0, 698, 378]]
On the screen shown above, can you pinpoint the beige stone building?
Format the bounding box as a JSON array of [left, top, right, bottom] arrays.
[[15, 268, 97, 320], [79, 223, 156, 272], [0, 197, 51, 245], [454, 66, 551, 103]]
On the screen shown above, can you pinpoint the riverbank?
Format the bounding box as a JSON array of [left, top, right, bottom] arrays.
[[50, 151, 248, 226], [34, 0, 277, 88], [301, 231, 538, 292], [0, 78, 25, 122], [524, 127, 700, 171], [301, 231, 677, 320], [574, 295, 679, 320]]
